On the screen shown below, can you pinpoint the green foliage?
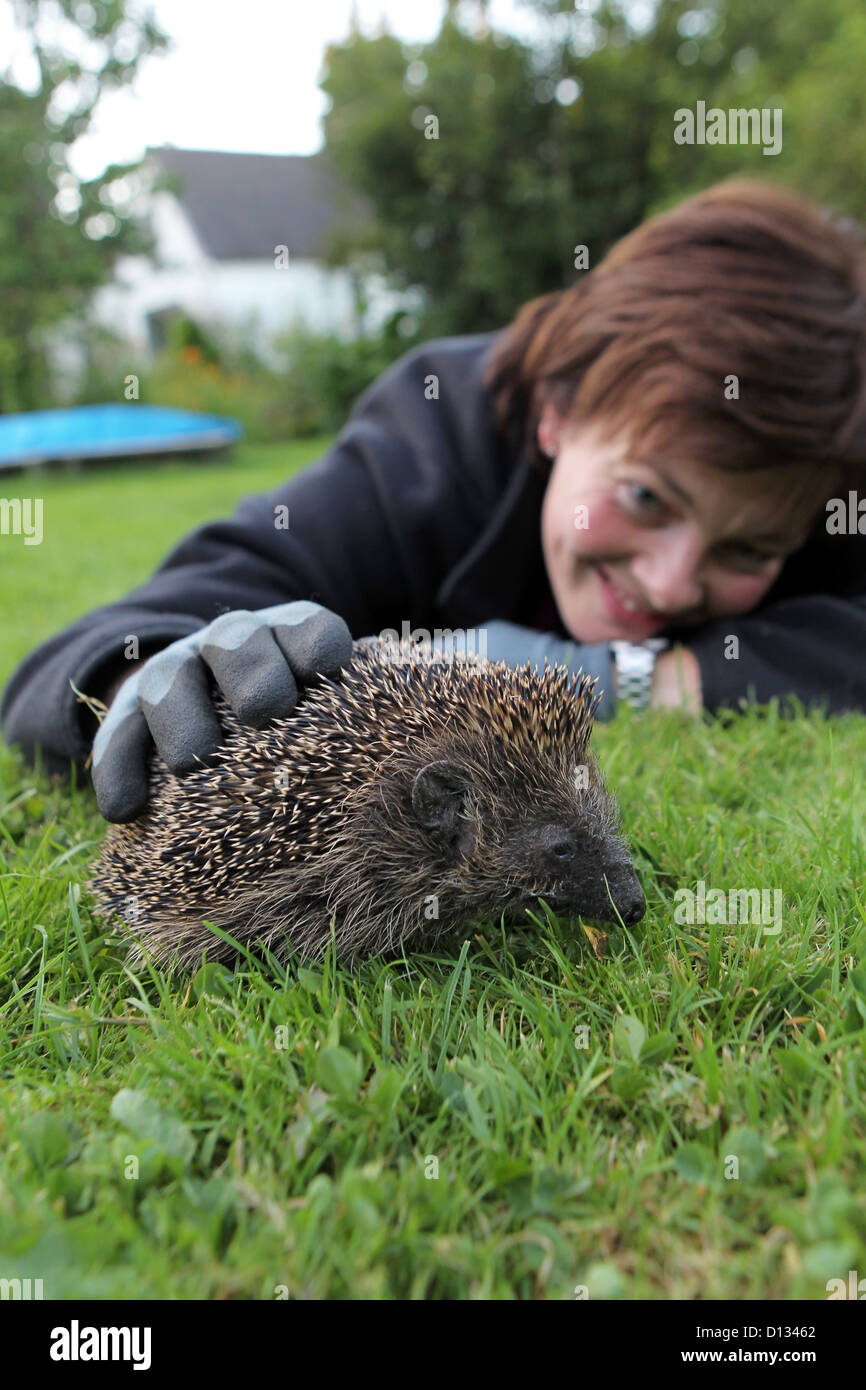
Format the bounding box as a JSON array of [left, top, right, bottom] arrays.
[[272, 312, 422, 435], [321, 0, 866, 335], [166, 313, 224, 367], [0, 1, 170, 413], [323, 21, 625, 336], [66, 313, 417, 440]]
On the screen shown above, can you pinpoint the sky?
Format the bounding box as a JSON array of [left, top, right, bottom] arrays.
[[0, 0, 547, 179]]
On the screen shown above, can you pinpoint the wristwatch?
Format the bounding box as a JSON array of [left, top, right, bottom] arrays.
[[609, 638, 670, 709]]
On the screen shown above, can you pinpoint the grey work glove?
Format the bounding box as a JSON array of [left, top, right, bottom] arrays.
[[431, 619, 618, 722], [91, 601, 353, 823]]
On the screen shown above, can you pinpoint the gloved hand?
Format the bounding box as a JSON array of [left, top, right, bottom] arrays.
[[92, 601, 353, 823], [432, 619, 618, 721]]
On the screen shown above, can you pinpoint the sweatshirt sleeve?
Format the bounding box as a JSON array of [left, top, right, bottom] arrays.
[[683, 589, 866, 717], [1, 337, 502, 779]]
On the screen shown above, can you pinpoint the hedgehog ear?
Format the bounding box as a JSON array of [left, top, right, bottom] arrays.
[[412, 761, 474, 858]]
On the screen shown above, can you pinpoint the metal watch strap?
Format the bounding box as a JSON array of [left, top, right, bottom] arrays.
[[609, 638, 670, 709]]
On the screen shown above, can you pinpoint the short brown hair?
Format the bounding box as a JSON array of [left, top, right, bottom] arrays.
[[483, 179, 866, 499]]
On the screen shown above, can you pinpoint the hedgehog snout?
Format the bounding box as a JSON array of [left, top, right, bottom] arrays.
[[561, 842, 646, 928], [510, 821, 646, 929], [593, 861, 646, 927]]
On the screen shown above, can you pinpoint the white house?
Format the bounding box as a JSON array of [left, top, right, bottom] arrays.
[[48, 146, 419, 385]]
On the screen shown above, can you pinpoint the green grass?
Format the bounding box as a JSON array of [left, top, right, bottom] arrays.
[[1, 442, 866, 1299]]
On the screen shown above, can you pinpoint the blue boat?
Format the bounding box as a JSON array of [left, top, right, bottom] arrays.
[[0, 404, 243, 471]]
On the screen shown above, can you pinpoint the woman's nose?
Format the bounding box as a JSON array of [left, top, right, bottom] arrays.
[[631, 531, 705, 613]]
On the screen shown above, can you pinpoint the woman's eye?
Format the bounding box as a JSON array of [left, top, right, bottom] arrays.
[[621, 483, 664, 514], [720, 544, 778, 571], [618, 483, 782, 571]]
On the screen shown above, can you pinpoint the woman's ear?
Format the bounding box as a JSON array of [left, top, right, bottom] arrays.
[[537, 402, 567, 459]]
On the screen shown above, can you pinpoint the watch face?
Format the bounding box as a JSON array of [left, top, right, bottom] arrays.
[[613, 640, 669, 659], [612, 643, 656, 667], [611, 639, 668, 707]]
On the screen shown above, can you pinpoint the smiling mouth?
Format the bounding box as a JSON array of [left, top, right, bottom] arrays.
[[597, 566, 668, 629], [598, 566, 653, 614], [597, 566, 704, 627]]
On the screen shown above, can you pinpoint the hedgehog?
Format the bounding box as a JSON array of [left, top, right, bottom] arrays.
[[89, 637, 646, 969]]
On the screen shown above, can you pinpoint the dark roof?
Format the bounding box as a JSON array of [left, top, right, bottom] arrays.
[[146, 147, 371, 261]]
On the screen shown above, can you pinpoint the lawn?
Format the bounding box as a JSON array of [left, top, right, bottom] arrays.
[[1, 441, 865, 1299]]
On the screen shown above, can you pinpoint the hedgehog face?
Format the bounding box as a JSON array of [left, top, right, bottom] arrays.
[[410, 755, 645, 931], [471, 748, 645, 929], [498, 814, 646, 929]]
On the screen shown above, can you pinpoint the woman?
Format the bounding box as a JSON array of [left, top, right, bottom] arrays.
[[4, 177, 866, 822]]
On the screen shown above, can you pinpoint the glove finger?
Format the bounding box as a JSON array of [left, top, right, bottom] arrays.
[[91, 678, 154, 822], [138, 645, 225, 773], [261, 601, 353, 683], [198, 610, 299, 727]]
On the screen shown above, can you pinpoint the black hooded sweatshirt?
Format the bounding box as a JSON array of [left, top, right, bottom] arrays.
[[3, 330, 866, 780]]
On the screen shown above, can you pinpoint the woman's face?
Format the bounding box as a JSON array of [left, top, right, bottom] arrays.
[[538, 405, 821, 643]]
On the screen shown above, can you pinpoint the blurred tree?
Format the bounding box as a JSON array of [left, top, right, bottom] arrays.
[[0, 0, 169, 411], [642, 0, 863, 205], [321, 0, 865, 337], [321, 11, 671, 336]]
